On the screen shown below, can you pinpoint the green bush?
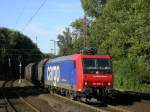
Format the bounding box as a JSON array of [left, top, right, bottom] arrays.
[[114, 57, 150, 93]]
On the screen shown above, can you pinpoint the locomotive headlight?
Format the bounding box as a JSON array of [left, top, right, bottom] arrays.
[[85, 82, 87, 85], [107, 82, 111, 86]]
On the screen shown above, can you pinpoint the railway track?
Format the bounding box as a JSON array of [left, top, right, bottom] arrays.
[[1, 80, 150, 112], [33, 86, 150, 112], [0, 88, 17, 112], [0, 81, 41, 112], [50, 93, 132, 112], [15, 92, 40, 112]]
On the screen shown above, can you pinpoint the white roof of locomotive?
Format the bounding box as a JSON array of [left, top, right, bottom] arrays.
[[46, 54, 75, 64]]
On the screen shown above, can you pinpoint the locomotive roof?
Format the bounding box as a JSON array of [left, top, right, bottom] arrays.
[[46, 54, 111, 64], [47, 54, 74, 63]]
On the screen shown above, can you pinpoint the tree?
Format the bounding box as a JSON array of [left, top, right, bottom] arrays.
[[66, 0, 150, 93], [71, 17, 95, 51], [80, 0, 107, 17], [0, 27, 43, 75], [57, 28, 74, 55]]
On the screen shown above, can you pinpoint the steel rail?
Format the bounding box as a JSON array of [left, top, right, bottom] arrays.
[[51, 94, 109, 112], [15, 92, 40, 112], [50, 92, 135, 112], [1, 89, 18, 112]]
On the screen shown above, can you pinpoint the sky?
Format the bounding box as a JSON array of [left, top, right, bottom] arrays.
[[0, 0, 84, 53]]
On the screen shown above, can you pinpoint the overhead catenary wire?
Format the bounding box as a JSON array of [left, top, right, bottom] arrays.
[[22, 0, 47, 31], [15, 0, 29, 26]]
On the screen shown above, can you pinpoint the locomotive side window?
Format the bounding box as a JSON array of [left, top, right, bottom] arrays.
[[83, 58, 112, 74]]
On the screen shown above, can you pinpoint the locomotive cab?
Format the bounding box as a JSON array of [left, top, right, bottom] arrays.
[[81, 55, 113, 99]]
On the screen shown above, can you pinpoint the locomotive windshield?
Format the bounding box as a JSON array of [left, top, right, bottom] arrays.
[[83, 58, 112, 74]]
